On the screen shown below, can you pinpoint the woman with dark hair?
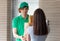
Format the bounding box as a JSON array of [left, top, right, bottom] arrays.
[[33, 8, 48, 35], [24, 8, 49, 41]]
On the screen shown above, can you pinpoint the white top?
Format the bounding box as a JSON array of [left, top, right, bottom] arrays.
[[27, 26, 47, 41]]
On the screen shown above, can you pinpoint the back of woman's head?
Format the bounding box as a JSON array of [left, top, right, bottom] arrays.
[[33, 8, 48, 35]]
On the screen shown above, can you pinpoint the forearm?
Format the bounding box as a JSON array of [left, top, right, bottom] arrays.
[[13, 33, 22, 39], [13, 28, 22, 39], [27, 34, 31, 41]]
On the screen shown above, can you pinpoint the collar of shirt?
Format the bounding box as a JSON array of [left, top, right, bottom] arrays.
[[20, 14, 29, 20]]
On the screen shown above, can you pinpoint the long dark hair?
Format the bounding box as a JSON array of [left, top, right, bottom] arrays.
[[33, 8, 48, 35]]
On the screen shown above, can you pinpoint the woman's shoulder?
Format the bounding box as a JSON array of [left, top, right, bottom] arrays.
[[27, 26, 33, 34], [27, 26, 33, 30]]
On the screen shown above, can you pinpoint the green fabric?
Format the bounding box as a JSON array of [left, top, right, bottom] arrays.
[[12, 15, 29, 41], [19, 2, 29, 8]]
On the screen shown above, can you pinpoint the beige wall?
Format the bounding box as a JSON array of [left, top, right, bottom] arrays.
[[39, 0, 60, 41], [0, 0, 11, 41], [0, 0, 7, 41]]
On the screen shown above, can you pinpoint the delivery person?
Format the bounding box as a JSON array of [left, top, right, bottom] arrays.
[[12, 2, 29, 41]]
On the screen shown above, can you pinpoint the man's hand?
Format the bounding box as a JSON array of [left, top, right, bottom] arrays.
[[22, 36, 27, 41]]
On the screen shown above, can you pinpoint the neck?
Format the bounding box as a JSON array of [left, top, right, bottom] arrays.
[[21, 14, 27, 18]]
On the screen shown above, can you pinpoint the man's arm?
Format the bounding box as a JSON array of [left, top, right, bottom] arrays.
[[26, 34, 31, 41], [12, 28, 22, 39]]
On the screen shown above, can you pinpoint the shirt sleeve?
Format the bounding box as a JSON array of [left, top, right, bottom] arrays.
[[27, 27, 31, 34], [12, 18, 18, 28]]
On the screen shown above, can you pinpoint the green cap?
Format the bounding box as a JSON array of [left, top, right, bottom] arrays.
[[19, 2, 29, 9]]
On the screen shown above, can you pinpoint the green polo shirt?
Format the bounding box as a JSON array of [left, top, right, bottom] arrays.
[[12, 15, 29, 41]]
